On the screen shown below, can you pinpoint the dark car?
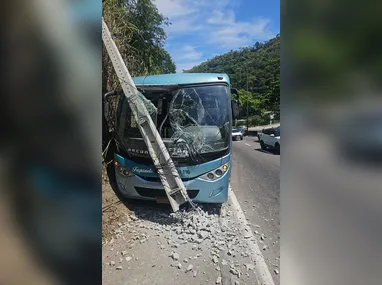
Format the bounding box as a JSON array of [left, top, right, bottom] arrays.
[[337, 110, 382, 164]]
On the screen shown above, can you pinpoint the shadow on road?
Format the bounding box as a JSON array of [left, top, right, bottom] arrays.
[[254, 148, 279, 156]]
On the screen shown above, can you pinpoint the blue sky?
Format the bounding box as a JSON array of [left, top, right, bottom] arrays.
[[154, 0, 280, 72]]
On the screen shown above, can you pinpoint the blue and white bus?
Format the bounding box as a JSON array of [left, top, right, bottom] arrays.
[[104, 73, 239, 204]]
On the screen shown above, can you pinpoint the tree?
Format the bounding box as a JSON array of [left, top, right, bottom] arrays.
[[152, 49, 176, 74], [102, 0, 176, 93], [102, 0, 176, 148]]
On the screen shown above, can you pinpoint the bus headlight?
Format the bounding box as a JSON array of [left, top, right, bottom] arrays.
[[115, 161, 135, 177], [200, 163, 230, 181]]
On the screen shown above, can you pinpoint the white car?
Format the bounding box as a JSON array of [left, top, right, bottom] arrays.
[[258, 126, 280, 154], [232, 128, 244, 141]]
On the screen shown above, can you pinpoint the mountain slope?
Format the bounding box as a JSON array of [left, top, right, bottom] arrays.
[[185, 35, 280, 123]]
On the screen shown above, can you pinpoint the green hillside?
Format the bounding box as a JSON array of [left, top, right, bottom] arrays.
[[185, 35, 280, 125]]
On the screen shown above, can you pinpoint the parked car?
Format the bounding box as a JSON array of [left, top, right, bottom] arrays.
[[232, 128, 244, 141], [337, 110, 382, 163], [258, 126, 280, 154], [237, 125, 247, 132]]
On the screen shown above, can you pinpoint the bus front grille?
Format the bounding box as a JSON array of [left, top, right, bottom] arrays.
[[134, 187, 199, 199]]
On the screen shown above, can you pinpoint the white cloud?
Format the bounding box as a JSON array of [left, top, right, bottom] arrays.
[[176, 61, 204, 73], [157, 0, 274, 69], [178, 45, 203, 61], [207, 17, 272, 48], [154, 0, 195, 18], [207, 10, 235, 24], [165, 16, 203, 34], [168, 45, 204, 72], [159, 1, 272, 44]]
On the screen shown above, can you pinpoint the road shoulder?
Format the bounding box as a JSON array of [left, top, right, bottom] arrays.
[[102, 186, 273, 285]]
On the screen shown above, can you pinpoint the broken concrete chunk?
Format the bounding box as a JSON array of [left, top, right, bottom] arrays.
[[274, 269, 279, 275], [116, 266, 123, 270], [121, 250, 128, 256], [171, 252, 180, 261], [193, 271, 197, 277], [240, 252, 248, 258], [110, 261, 115, 266], [186, 264, 194, 272], [199, 231, 209, 239], [216, 277, 222, 284], [230, 268, 242, 277], [244, 263, 255, 271]]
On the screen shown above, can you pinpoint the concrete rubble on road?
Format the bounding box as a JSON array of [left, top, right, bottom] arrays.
[[103, 204, 265, 285]]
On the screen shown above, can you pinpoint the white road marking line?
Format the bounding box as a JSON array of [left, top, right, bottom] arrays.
[[245, 143, 251, 146], [228, 185, 275, 285]]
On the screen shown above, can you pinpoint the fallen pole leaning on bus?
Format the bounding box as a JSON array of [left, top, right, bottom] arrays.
[[102, 18, 195, 212]]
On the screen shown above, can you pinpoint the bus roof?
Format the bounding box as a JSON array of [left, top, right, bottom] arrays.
[[133, 73, 230, 86]]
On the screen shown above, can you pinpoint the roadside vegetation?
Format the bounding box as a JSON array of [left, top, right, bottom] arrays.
[[102, 0, 176, 95]]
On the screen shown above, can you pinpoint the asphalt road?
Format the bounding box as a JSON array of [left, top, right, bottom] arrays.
[[230, 135, 280, 283]]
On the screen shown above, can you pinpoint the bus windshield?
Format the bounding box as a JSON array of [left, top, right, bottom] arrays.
[[116, 84, 231, 162]]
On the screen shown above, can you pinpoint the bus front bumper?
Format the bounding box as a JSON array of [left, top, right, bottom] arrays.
[[115, 169, 230, 204]]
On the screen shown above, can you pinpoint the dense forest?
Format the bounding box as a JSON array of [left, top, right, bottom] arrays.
[[185, 35, 280, 125]]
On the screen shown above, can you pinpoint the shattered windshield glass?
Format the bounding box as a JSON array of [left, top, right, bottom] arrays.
[[116, 84, 231, 163]]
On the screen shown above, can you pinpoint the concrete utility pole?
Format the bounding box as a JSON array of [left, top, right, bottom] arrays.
[[102, 18, 194, 212]]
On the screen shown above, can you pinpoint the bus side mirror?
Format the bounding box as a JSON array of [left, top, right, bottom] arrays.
[[104, 90, 123, 100], [103, 90, 123, 131], [232, 100, 240, 119]]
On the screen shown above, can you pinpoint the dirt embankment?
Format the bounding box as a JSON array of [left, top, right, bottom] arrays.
[[102, 164, 131, 243]]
